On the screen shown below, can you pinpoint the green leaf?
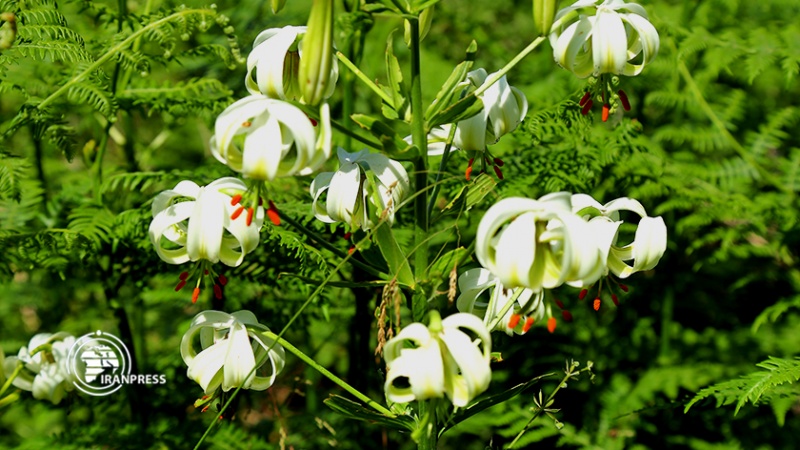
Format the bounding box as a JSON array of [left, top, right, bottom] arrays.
[[427, 93, 483, 130], [351, 113, 419, 160], [425, 40, 477, 122], [384, 31, 405, 112], [428, 247, 469, 281], [373, 221, 415, 287], [324, 395, 415, 431], [432, 173, 497, 223]]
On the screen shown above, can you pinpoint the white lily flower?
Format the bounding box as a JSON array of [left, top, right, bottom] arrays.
[[210, 95, 332, 180], [149, 177, 263, 267], [572, 193, 667, 279], [475, 193, 606, 291], [245, 26, 339, 103], [180, 310, 286, 394], [383, 312, 491, 408], [455, 68, 529, 151], [310, 148, 409, 231], [550, 0, 660, 78], [2, 332, 76, 404], [457, 268, 545, 335]]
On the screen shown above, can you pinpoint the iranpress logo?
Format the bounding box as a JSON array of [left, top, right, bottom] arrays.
[[67, 330, 166, 396]]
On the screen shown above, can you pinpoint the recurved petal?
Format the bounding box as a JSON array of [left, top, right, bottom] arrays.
[[383, 323, 432, 364], [310, 171, 336, 223], [326, 162, 361, 226], [187, 339, 228, 394], [246, 27, 301, 98], [149, 202, 194, 265], [440, 327, 491, 407], [592, 8, 628, 75], [475, 197, 543, 273], [493, 211, 539, 289], [186, 188, 225, 263], [456, 268, 497, 314], [621, 12, 660, 76], [222, 322, 258, 391]]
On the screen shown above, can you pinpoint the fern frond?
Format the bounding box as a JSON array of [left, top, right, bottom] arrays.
[[67, 204, 116, 248], [13, 41, 92, 62], [66, 76, 118, 118], [751, 296, 800, 333], [685, 357, 800, 415], [0, 151, 28, 201]]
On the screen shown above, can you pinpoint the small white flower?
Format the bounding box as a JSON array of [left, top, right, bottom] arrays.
[[310, 148, 409, 231], [383, 312, 491, 408], [180, 310, 286, 394], [245, 26, 339, 103], [2, 333, 76, 404], [210, 95, 332, 181], [475, 193, 606, 291], [149, 177, 263, 267], [457, 268, 545, 335], [571, 193, 667, 279], [550, 0, 660, 78]]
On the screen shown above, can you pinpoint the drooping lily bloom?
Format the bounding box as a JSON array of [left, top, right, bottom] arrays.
[[571, 193, 667, 279], [457, 268, 545, 335], [180, 310, 286, 394], [245, 26, 339, 103], [149, 178, 263, 267], [2, 333, 75, 404], [310, 148, 409, 231], [550, 0, 659, 78], [454, 68, 529, 152], [383, 311, 492, 408], [475, 193, 606, 292], [210, 95, 332, 181]]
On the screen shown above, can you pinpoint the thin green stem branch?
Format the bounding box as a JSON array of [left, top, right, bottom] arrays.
[[409, 19, 429, 283], [336, 51, 395, 106]]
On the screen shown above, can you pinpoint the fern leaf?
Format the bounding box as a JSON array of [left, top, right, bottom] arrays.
[[66, 77, 118, 118], [13, 41, 92, 62], [0, 151, 29, 201]]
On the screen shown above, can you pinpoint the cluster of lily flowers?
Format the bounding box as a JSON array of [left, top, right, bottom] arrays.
[[6, 0, 664, 414]]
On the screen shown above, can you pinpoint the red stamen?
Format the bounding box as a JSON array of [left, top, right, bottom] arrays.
[[593, 298, 601, 311], [230, 194, 242, 206], [179, 271, 189, 281], [562, 310, 573, 322], [578, 289, 588, 300], [246, 207, 255, 226], [213, 284, 222, 300], [204, 270, 209, 275], [493, 157, 504, 167], [309, 117, 318, 127], [522, 317, 535, 333], [579, 91, 591, 107], [348, 246, 355, 255], [175, 280, 187, 292], [618, 283, 629, 292], [611, 294, 619, 306], [618, 90, 631, 111], [547, 317, 557, 333], [601, 104, 610, 122], [231, 206, 245, 220], [192, 287, 200, 304], [581, 99, 593, 115], [267, 201, 281, 226], [508, 313, 521, 329], [218, 274, 228, 286], [555, 299, 565, 310], [201, 405, 209, 413], [343, 232, 352, 240], [465, 158, 475, 181], [492, 165, 504, 180]]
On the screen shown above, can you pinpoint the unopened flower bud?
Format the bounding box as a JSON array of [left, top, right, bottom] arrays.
[[270, 0, 286, 14], [533, 0, 558, 36], [299, 0, 335, 106]]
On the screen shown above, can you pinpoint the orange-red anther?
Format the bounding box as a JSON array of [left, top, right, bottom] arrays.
[[246, 207, 255, 226], [201, 405, 210, 413], [579, 92, 591, 106], [242, 121, 252, 128], [493, 157, 505, 167], [601, 104, 610, 122], [578, 289, 588, 300], [581, 99, 593, 115], [231, 206, 245, 220], [611, 294, 619, 306], [562, 310, 573, 322], [465, 158, 475, 181], [618, 283, 629, 292], [618, 90, 631, 111], [175, 280, 187, 292], [343, 232, 352, 240], [522, 317, 535, 333], [347, 246, 355, 255], [213, 284, 222, 300], [192, 287, 201, 304], [593, 298, 601, 311], [547, 317, 557, 333], [492, 165, 504, 180], [555, 299, 565, 310], [267, 200, 281, 226], [230, 194, 242, 206], [218, 274, 228, 286], [179, 271, 189, 281], [508, 313, 522, 329]]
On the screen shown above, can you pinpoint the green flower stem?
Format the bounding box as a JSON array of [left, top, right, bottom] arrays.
[[0, 361, 23, 398], [409, 18, 429, 283], [296, 102, 382, 150], [426, 123, 458, 222], [279, 213, 388, 279], [259, 330, 396, 418], [416, 400, 437, 450], [336, 51, 396, 106], [472, 11, 578, 99], [486, 287, 525, 331]]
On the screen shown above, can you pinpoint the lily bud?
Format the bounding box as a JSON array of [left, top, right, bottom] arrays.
[[533, 0, 558, 36], [270, 0, 286, 14], [404, 5, 434, 47], [299, 0, 335, 106]]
